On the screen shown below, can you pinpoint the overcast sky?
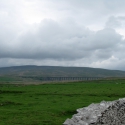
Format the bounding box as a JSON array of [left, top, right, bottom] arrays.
[[0, 0, 125, 70]]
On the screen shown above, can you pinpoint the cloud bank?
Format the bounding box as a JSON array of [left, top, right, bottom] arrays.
[[0, 0, 125, 70]]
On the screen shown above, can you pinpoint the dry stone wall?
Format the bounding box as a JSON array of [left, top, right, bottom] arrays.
[[63, 98, 125, 125]]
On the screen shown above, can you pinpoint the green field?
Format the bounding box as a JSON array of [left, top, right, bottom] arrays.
[[0, 79, 125, 125]]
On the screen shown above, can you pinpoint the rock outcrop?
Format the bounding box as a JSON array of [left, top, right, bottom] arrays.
[[63, 98, 125, 125]]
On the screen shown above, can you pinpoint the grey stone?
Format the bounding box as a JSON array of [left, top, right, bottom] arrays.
[[63, 98, 125, 125]]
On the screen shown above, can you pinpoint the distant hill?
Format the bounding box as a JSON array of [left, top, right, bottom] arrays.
[[0, 65, 125, 78]]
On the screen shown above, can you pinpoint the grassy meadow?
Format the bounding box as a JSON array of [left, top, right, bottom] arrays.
[[0, 79, 125, 125]]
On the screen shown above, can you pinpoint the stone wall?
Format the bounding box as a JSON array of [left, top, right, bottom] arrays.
[[63, 98, 125, 125]]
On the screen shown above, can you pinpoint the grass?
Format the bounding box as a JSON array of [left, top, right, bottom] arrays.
[[0, 77, 16, 82], [0, 79, 125, 125]]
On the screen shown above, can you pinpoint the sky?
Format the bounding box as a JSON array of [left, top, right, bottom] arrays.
[[0, 0, 125, 70]]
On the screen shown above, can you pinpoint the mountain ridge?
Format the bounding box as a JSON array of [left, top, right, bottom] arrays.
[[0, 65, 125, 77]]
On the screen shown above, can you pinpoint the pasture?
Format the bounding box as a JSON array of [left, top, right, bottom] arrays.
[[0, 79, 125, 125]]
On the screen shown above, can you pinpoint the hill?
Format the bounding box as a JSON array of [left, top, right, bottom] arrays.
[[0, 65, 125, 78]]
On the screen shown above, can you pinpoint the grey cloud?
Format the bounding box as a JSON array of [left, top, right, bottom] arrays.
[[0, 0, 125, 70], [117, 16, 125, 20], [105, 16, 122, 28], [0, 19, 124, 62], [105, 16, 125, 29]]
